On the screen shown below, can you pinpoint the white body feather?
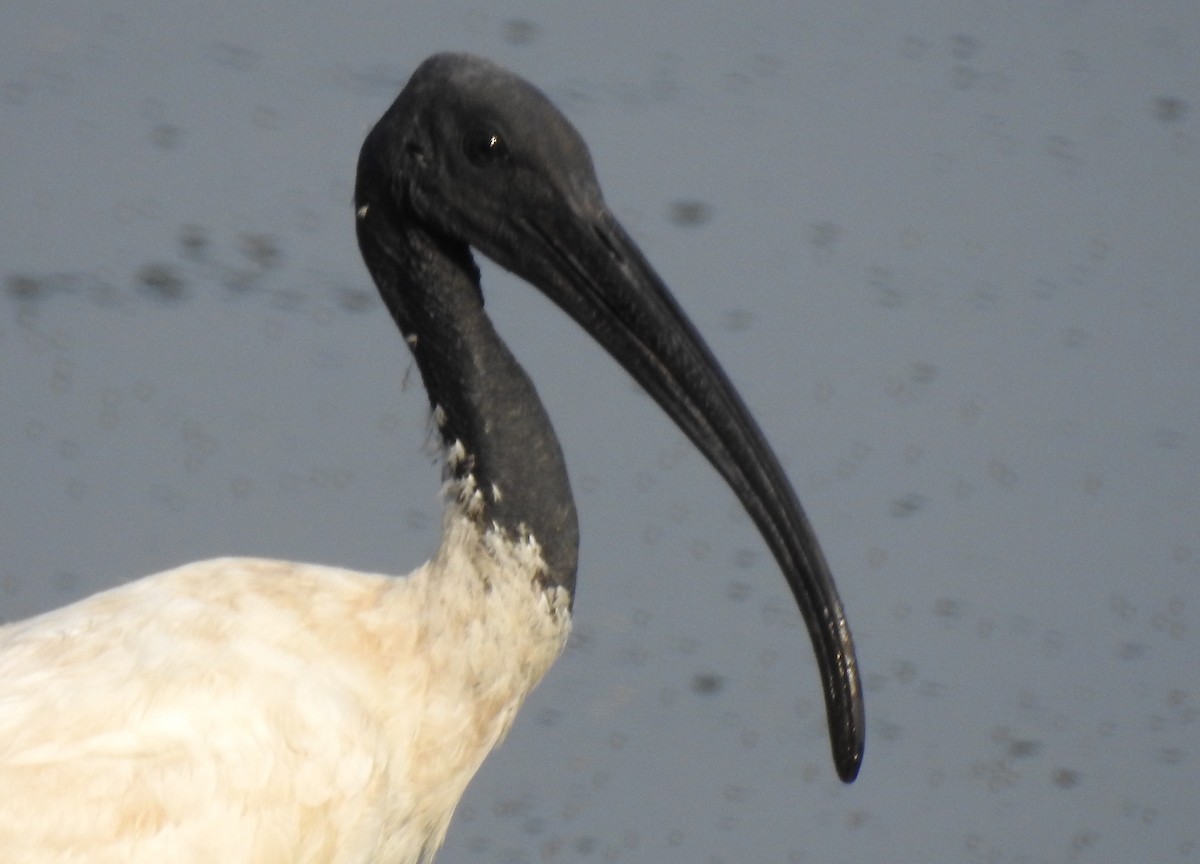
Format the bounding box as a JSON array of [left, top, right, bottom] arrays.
[[0, 512, 570, 863]]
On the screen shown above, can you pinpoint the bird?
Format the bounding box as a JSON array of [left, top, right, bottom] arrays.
[[0, 53, 863, 862]]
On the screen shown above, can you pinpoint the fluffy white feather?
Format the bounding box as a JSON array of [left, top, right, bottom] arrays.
[[0, 511, 569, 863]]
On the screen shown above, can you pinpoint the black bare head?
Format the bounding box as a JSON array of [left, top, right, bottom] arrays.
[[355, 53, 864, 783], [356, 53, 604, 278]]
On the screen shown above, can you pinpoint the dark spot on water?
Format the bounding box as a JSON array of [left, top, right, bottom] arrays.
[[503, 18, 540, 45], [950, 34, 980, 60], [239, 233, 281, 271], [668, 199, 711, 227], [136, 262, 187, 301], [574, 836, 597, 856], [988, 459, 1018, 487], [1007, 738, 1041, 759], [1153, 96, 1187, 124], [1153, 427, 1184, 450], [725, 580, 752, 601], [910, 361, 938, 384], [336, 286, 376, 313], [809, 219, 842, 253], [891, 659, 916, 683], [178, 223, 210, 261], [1062, 326, 1089, 348], [868, 264, 904, 308], [933, 597, 961, 619], [6, 274, 45, 301], [890, 492, 925, 518], [209, 42, 259, 72], [222, 268, 261, 294], [1045, 134, 1082, 174], [1109, 593, 1138, 621], [491, 797, 529, 819], [150, 123, 182, 150], [1117, 641, 1146, 661], [733, 547, 758, 570], [1052, 767, 1081, 789], [1158, 747, 1184, 766], [691, 672, 725, 695]]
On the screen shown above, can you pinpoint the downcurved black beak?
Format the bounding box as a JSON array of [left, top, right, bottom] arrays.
[[494, 201, 864, 782]]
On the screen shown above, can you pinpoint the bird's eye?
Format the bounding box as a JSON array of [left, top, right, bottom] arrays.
[[462, 126, 509, 167]]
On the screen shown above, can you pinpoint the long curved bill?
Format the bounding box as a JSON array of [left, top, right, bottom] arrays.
[[503, 201, 864, 782]]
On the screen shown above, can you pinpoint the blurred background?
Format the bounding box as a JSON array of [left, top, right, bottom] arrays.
[[2, 2, 1197, 861]]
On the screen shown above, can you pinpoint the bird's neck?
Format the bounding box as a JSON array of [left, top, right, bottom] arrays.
[[356, 203, 579, 600]]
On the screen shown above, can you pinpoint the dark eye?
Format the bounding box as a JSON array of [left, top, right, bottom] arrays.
[[462, 126, 509, 167]]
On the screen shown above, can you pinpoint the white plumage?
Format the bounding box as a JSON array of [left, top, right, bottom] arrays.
[[1, 508, 568, 862]]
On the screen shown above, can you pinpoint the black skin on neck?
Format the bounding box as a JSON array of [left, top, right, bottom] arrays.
[[354, 145, 580, 601]]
